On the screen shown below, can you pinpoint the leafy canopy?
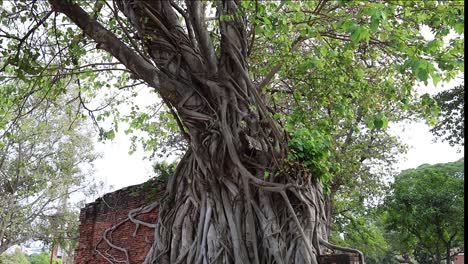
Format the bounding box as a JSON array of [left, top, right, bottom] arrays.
[[430, 85, 464, 148], [384, 159, 464, 263], [0, 92, 99, 253], [0, 0, 463, 157]]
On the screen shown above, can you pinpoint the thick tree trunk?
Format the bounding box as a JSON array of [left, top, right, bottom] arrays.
[[324, 193, 334, 240], [144, 148, 329, 264]]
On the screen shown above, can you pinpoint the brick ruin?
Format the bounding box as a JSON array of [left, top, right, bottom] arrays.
[[318, 253, 360, 264], [454, 253, 464, 264], [74, 178, 164, 264], [74, 178, 360, 264]]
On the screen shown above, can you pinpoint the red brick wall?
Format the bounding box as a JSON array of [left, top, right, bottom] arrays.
[[74, 179, 164, 264], [454, 254, 464, 264], [318, 253, 360, 264]]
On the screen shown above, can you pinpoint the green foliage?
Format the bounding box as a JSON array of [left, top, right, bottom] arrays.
[[372, 114, 388, 130], [287, 127, 333, 184], [384, 159, 465, 263], [243, 2, 463, 252], [418, 93, 441, 126], [0, 250, 62, 264], [0, 248, 29, 264], [333, 159, 465, 263], [331, 209, 398, 264], [29, 252, 62, 264], [0, 92, 98, 253], [430, 85, 464, 147], [152, 161, 177, 180], [27, 252, 52, 264]]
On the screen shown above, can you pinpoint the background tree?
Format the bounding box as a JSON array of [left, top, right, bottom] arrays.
[[28, 252, 62, 264], [0, 0, 464, 263], [0, 94, 98, 254], [0, 248, 29, 264], [38, 202, 80, 264], [430, 85, 464, 147], [329, 206, 391, 264], [330, 202, 420, 264], [384, 159, 465, 264], [0, 250, 62, 264]]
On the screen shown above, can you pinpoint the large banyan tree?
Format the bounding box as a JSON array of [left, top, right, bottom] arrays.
[[0, 0, 463, 263]]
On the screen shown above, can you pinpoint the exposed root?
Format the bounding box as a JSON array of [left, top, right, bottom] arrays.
[[319, 238, 366, 264], [280, 191, 315, 260], [95, 218, 130, 264], [94, 202, 160, 264]]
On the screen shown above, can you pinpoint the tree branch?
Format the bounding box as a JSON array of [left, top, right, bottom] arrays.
[[257, 36, 306, 91], [170, 0, 197, 47], [48, 0, 181, 104], [186, 0, 218, 73]]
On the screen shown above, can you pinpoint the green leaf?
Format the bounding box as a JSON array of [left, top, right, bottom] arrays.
[[350, 26, 370, 43], [431, 72, 440, 87], [454, 23, 464, 34], [273, 113, 283, 120], [103, 129, 115, 140], [356, 69, 364, 80], [373, 114, 388, 129], [369, 9, 382, 32], [412, 59, 434, 82]]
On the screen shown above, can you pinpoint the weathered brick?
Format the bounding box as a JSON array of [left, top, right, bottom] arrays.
[[74, 178, 164, 264], [318, 253, 360, 264]]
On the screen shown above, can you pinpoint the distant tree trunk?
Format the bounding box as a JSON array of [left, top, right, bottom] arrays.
[[446, 246, 450, 264], [446, 242, 452, 264], [49, 243, 56, 264], [435, 250, 442, 264]]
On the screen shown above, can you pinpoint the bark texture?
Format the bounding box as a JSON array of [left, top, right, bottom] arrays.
[[49, 0, 343, 263]]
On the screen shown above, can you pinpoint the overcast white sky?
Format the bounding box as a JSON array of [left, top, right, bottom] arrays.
[[391, 122, 463, 171], [391, 77, 464, 172]]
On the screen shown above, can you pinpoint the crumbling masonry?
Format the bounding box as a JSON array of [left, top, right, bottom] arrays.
[[74, 179, 164, 264]]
